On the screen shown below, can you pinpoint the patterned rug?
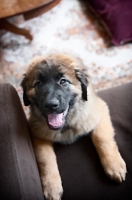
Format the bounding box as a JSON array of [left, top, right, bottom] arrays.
[[0, 0, 132, 115]]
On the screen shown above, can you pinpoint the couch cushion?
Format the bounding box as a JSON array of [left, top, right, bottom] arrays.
[[0, 83, 44, 200], [54, 82, 132, 200]]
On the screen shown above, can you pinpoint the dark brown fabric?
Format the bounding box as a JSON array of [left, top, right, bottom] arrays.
[[0, 82, 132, 200], [0, 83, 44, 200], [54, 82, 132, 200]]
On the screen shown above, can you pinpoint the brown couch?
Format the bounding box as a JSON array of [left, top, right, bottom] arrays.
[[0, 82, 132, 200]]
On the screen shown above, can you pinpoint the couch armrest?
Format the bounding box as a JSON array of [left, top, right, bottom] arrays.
[[0, 83, 44, 200]]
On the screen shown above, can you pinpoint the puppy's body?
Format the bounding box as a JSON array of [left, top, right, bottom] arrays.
[[21, 54, 126, 200]]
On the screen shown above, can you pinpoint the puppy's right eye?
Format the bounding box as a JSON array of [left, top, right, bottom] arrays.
[[35, 81, 43, 88]]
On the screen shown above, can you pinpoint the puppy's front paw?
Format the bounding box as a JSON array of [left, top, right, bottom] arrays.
[[43, 174, 63, 200], [102, 153, 127, 183]]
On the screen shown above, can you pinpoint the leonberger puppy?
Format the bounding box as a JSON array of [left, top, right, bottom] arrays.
[[21, 54, 126, 200]]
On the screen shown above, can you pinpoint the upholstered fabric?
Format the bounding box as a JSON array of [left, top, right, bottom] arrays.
[[54, 82, 132, 200], [0, 83, 44, 200], [88, 0, 132, 45], [0, 82, 132, 200]]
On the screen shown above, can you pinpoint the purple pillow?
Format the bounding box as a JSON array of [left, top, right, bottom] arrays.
[[88, 0, 132, 45]]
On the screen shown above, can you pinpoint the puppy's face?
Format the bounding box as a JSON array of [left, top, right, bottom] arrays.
[[21, 54, 88, 130]]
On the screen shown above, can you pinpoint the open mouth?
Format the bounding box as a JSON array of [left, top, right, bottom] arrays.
[[46, 106, 69, 130]]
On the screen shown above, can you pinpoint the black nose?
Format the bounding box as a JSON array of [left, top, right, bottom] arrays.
[[45, 99, 59, 111]]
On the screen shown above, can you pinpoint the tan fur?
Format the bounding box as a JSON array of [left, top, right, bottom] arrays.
[[21, 54, 126, 200]]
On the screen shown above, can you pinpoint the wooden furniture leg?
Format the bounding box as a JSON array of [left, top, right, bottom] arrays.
[[0, 19, 33, 40]]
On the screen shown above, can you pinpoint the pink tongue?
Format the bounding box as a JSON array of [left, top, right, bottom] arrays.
[[48, 113, 63, 127]]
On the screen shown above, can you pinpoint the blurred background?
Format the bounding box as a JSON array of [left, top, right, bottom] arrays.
[[0, 0, 132, 114]]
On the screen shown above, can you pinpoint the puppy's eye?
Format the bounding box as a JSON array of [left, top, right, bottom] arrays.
[[35, 81, 42, 87], [60, 78, 67, 85]]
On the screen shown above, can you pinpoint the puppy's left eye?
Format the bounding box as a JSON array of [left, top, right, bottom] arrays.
[[60, 78, 67, 85]]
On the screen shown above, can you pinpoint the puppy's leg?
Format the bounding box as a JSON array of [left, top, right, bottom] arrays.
[[91, 100, 126, 183], [32, 137, 63, 200]]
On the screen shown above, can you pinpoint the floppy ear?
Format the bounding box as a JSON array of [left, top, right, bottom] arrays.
[[75, 69, 88, 101], [20, 75, 31, 106]]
